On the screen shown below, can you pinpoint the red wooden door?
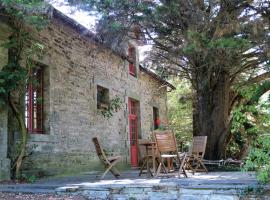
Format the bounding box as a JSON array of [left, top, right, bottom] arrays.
[[128, 98, 139, 167]]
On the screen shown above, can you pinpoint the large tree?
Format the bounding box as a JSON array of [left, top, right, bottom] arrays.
[[68, 0, 269, 159]]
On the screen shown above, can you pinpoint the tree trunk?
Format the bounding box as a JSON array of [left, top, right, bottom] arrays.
[[193, 69, 231, 160], [9, 97, 27, 179]]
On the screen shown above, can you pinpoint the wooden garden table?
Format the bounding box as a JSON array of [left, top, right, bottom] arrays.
[[139, 141, 156, 177]]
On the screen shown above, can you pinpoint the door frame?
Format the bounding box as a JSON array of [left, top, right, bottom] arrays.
[[128, 97, 140, 167]]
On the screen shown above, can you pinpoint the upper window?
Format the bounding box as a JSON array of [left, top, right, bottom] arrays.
[[128, 46, 136, 77], [25, 67, 44, 134], [153, 107, 160, 130], [97, 85, 109, 110]]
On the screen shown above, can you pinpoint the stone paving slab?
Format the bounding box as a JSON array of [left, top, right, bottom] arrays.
[[0, 171, 269, 200]]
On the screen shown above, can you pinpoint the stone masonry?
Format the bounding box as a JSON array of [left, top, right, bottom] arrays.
[[0, 107, 10, 180], [0, 9, 172, 178], [0, 21, 11, 180]]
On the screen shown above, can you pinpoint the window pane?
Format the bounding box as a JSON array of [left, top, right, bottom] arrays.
[[25, 67, 44, 134], [97, 85, 109, 109]]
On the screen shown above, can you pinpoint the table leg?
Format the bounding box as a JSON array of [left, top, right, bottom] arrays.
[[152, 144, 156, 176], [146, 147, 153, 177], [167, 158, 174, 172]]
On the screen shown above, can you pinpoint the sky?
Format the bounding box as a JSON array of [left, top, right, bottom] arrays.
[[49, 0, 152, 61], [49, 0, 97, 31]]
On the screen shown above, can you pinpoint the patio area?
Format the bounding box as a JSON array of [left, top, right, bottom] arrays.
[[1, 170, 269, 200]]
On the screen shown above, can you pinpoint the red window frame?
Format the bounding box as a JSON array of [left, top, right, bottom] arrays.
[[25, 67, 44, 134], [128, 46, 136, 76]]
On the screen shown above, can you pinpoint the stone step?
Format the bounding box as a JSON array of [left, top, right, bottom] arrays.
[[55, 183, 270, 200]]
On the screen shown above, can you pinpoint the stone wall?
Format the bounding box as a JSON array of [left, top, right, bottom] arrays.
[[75, 186, 270, 200], [56, 177, 270, 200], [0, 21, 11, 180], [8, 14, 169, 176], [0, 107, 10, 180]]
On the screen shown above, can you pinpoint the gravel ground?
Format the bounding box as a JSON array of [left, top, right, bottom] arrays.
[[0, 193, 87, 200]]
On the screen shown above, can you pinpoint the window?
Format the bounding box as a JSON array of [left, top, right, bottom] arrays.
[[97, 85, 109, 110], [25, 67, 44, 134], [153, 107, 160, 130], [128, 46, 136, 77]]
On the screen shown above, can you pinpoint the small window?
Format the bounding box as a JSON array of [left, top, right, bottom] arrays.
[[25, 66, 44, 134], [97, 85, 109, 110], [153, 107, 160, 130], [128, 46, 136, 77]]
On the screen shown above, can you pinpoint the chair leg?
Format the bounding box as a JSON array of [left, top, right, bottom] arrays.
[[186, 158, 195, 175], [201, 161, 208, 173], [101, 165, 114, 179], [100, 160, 121, 179], [139, 158, 147, 176], [178, 153, 188, 178], [197, 159, 208, 173], [161, 162, 167, 174], [111, 166, 121, 177], [110, 160, 121, 178], [155, 162, 162, 177], [155, 157, 167, 177]]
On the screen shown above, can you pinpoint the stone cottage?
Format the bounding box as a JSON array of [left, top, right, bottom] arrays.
[[0, 7, 174, 179]]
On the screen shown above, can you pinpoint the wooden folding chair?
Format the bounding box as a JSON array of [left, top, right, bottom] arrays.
[[186, 136, 208, 174], [92, 137, 122, 179], [154, 130, 187, 178]]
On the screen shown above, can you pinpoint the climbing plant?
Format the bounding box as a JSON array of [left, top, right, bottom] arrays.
[[0, 0, 47, 179], [101, 96, 123, 119]]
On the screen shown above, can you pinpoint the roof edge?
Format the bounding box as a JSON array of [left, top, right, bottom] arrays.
[[139, 65, 176, 90]]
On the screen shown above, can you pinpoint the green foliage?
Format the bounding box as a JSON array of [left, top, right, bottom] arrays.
[[227, 83, 270, 158], [20, 173, 37, 183], [230, 84, 270, 182], [244, 134, 270, 183], [167, 78, 193, 151], [0, 0, 47, 179], [0, 36, 45, 106], [101, 96, 123, 119], [183, 31, 251, 56], [110, 21, 122, 31], [209, 37, 251, 50], [231, 105, 258, 136], [0, 0, 48, 28], [0, 0, 46, 105]]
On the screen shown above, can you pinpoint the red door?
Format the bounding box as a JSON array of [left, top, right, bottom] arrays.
[[128, 98, 139, 167]]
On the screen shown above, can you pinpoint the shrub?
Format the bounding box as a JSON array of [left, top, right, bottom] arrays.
[[244, 134, 270, 183]]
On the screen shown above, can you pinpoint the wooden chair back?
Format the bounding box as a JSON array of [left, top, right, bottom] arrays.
[[154, 130, 177, 154], [191, 136, 207, 158], [153, 130, 188, 178], [92, 137, 109, 163]]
